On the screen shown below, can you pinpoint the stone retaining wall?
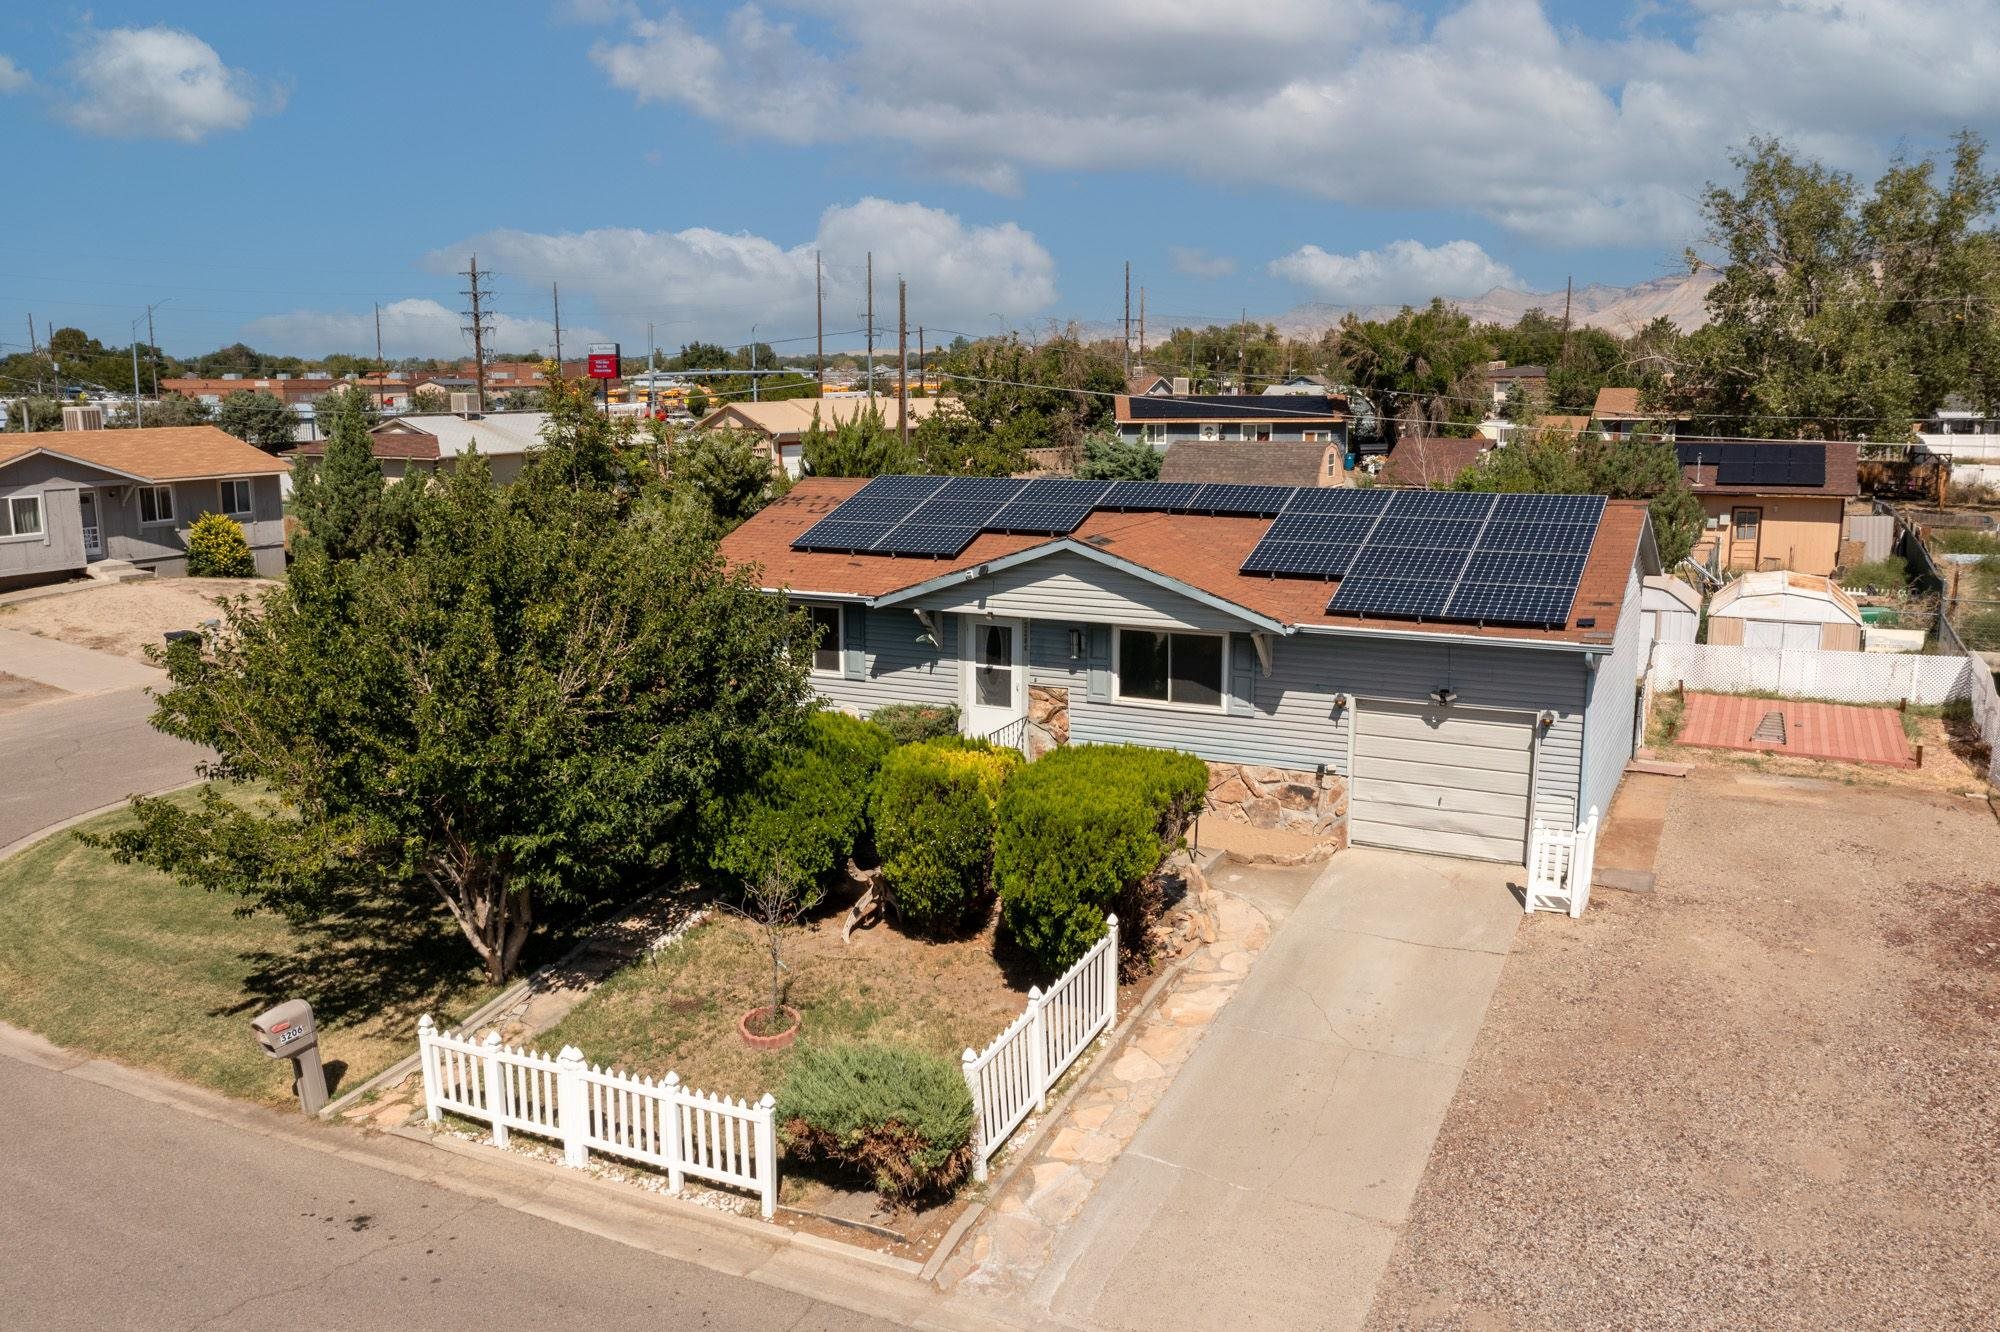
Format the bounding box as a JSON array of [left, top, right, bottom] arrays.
[[1204, 761, 1347, 841]]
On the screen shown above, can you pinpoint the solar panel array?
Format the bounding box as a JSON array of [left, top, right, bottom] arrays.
[[789, 477, 1606, 629], [1675, 441, 1826, 488]]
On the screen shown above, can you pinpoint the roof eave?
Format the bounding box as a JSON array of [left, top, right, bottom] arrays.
[[1292, 620, 1611, 654]]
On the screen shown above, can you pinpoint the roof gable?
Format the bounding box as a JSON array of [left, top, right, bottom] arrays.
[[0, 425, 289, 481]]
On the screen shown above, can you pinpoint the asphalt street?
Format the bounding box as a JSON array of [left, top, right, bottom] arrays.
[[0, 685, 204, 849], [0, 1051, 905, 1331]]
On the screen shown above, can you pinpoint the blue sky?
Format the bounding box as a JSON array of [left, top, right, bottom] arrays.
[[1, 1, 1994, 360]]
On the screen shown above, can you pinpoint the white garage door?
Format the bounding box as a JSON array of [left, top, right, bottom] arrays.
[[1350, 700, 1535, 863]]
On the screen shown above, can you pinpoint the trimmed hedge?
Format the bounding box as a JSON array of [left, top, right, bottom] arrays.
[[776, 1042, 976, 1201], [185, 512, 256, 578], [870, 740, 1019, 935], [708, 711, 893, 900], [867, 703, 960, 746], [994, 744, 1207, 974]]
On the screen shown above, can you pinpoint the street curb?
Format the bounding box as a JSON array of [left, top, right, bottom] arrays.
[[0, 777, 205, 864]]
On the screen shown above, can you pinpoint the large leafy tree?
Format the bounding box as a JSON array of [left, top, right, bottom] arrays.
[[669, 427, 778, 530], [1664, 133, 2000, 437], [800, 402, 913, 477], [1335, 300, 1489, 443], [216, 389, 299, 452], [1454, 429, 1705, 566], [94, 383, 816, 982], [927, 334, 1123, 456], [108, 392, 212, 429], [909, 402, 1028, 475]]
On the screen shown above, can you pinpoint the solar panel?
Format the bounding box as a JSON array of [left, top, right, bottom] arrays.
[[901, 499, 1008, 527], [1328, 577, 1454, 620], [1367, 518, 1485, 549], [1462, 550, 1589, 587], [1000, 478, 1114, 506], [1348, 546, 1470, 581], [1098, 481, 1208, 511], [1188, 484, 1296, 517], [1285, 488, 1392, 516], [791, 520, 887, 552], [1445, 582, 1575, 627], [1490, 494, 1607, 526], [935, 476, 1030, 503], [870, 524, 981, 557], [1240, 541, 1357, 578], [852, 475, 950, 499], [985, 503, 1097, 535], [1261, 512, 1377, 545], [1387, 490, 1496, 520], [1479, 521, 1598, 554]]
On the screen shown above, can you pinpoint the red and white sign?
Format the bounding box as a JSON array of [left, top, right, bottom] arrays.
[[586, 343, 620, 379]]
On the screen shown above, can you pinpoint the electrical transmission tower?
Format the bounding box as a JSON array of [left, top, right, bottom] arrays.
[[460, 255, 495, 413]]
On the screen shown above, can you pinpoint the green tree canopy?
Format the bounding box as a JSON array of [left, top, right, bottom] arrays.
[[108, 392, 213, 429], [1335, 300, 1489, 443], [290, 388, 419, 561], [93, 385, 816, 982], [669, 427, 777, 530], [801, 402, 913, 477], [1073, 427, 1162, 480], [1453, 429, 1705, 565], [215, 390, 299, 452]]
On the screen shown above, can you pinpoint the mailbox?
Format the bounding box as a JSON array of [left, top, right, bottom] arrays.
[[252, 999, 328, 1115]]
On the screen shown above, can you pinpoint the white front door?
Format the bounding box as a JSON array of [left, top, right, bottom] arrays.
[[960, 616, 1025, 738], [78, 491, 103, 559]]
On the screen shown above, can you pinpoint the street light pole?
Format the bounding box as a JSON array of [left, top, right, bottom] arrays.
[[750, 325, 760, 402], [129, 315, 144, 426]]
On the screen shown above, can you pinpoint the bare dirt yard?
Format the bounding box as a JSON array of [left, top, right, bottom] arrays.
[[1368, 766, 2000, 1330], [0, 578, 273, 661]]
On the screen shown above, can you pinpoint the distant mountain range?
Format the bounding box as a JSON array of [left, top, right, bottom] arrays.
[[1267, 271, 1720, 338]]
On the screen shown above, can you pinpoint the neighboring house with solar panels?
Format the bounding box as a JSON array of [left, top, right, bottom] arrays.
[[1113, 394, 1348, 451], [1674, 438, 1859, 577], [719, 475, 1659, 865]]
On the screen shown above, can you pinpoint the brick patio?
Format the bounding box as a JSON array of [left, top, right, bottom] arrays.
[[1677, 691, 1918, 768]]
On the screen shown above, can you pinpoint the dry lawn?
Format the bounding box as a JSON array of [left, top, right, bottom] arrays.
[[0, 578, 274, 661], [1367, 767, 2000, 1330]]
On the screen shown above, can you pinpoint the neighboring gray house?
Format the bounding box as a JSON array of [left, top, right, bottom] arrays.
[[287, 411, 552, 487], [0, 424, 289, 588], [721, 478, 1656, 865], [1114, 393, 1349, 450]]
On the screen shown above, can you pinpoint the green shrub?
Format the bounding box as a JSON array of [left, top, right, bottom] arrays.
[[709, 711, 892, 897], [1838, 555, 1907, 592], [776, 1042, 975, 1201], [994, 744, 1207, 974], [184, 512, 255, 578], [1930, 527, 2000, 555], [870, 740, 1019, 935], [867, 702, 960, 745]]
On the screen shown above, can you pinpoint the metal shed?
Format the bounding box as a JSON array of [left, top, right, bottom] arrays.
[[1706, 571, 1863, 652], [1640, 575, 1701, 646]]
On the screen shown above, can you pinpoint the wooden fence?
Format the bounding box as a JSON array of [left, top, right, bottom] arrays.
[[961, 916, 1119, 1179], [417, 1017, 779, 1216]]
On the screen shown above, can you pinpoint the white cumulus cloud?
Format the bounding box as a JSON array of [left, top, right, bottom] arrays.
[[1268, 239, 1520, 305], [0, 55, 31, 93], [60, 26, 282, 142], [243, 299, 603, 361], [583, 0, 2000, 247], [1169, 247, 1237, 279]]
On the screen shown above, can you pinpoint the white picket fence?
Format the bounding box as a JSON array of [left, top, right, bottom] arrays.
[[1649, 641, 1972, 705], [961, 915, 1120, 1180], [1525, 806, 1599, 918], [416, 1016, 779, 1217]]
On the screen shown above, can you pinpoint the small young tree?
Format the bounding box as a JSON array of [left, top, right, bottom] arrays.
[[1074, 426, 1162, 480], [733, 860, 814, 1028], [290, 390, 413, 560], [215, 390, 299, 452]]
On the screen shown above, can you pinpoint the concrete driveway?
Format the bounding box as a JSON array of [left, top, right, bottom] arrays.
[[0, 628, 205, 853], [1031, 848, 1521, 1332]]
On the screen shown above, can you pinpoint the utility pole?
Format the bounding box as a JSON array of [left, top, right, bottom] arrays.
[[917, 325, 925, 396], [459, 254, 494, 413], [897, 277, 909, 450], [551, 283, 563, 368], [145, 303, 161, 396], [130, 322, 143, 426], [815, 250, 825, 395], [1138, 287, 1146, 367], [1238, 308, 1248, 393], [865, 252, 875, 403], [750, 324, 760, 402], [27, 315, 41, 395], [1559, 275, 1573, 371], [373, 302, 385, 410], [647, 321, 656, 416], [1123, 260, 1132, 378]]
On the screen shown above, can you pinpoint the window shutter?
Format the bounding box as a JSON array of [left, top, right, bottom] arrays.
[[842, 604, 867, 680], [1228, 635, 1255, 716], [1086, 624, 1112, 702]]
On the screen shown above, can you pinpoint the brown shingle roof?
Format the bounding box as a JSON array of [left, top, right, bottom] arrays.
[[1592, 387, 1644, 420], [1158, 440, 1335, 486], [0, 425, 289, 482], [719, 478, 1647, 645], [1377, 437, 1488, 487]]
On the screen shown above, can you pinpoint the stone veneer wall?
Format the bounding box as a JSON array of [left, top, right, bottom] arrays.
[[1025, 683, 1069, 759], [1203, 762, 1348, 842]]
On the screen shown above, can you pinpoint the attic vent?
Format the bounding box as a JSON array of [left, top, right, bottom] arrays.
[[1085, 534, 1114, 547]]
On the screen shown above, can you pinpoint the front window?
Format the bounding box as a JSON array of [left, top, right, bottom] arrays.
[[2, 494, 42, 538], [1115, 628, 1225, 709], [221, 479, 253, 516], [800, 603, 843, 674], [139, 486, 175, 525]]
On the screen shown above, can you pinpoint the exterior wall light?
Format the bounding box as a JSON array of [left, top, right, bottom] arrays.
[[1068, 627, 1084, 659], [1430, 687, 1458, 706]]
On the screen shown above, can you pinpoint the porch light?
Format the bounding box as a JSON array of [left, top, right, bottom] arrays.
[[1430, 687, 1458, 706]]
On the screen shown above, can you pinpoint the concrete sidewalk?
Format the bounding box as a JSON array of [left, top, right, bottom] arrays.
[[0, 626, 163, 694], [1029, 848, 1522, 1332]]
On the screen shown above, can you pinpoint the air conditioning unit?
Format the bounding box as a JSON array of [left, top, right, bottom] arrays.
[[448, 392, 479, 417], [62, 404, 105, 431], [1172, 377, 1191, 395]]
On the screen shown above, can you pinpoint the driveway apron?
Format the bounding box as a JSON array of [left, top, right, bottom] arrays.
[[1031, 847, 1522, 1332]]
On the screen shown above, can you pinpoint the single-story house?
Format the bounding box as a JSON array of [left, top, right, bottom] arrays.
[[1114, 394, 1349, 450], [1158, 440, 1349, 488], [287, 411, 549, 486], [1377, 436, 1490, 488], [697, 397, 944, 479], [1484, 364, 1548, 412], [720, 477, 1658, 865], [1706, 571, 1862, 651], [1127, 372, 1181, 396], [1590, 386, 1676, 439], [1674, 438, 1860, 576], [0, 424, 289, 588], [1262, 374, 1334, 396], [1640, 575, 1701, 646]]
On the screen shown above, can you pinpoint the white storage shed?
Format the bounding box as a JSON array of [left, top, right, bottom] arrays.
[[1640, 576, 1700, 646], [1706, 571, 1863, 652]]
